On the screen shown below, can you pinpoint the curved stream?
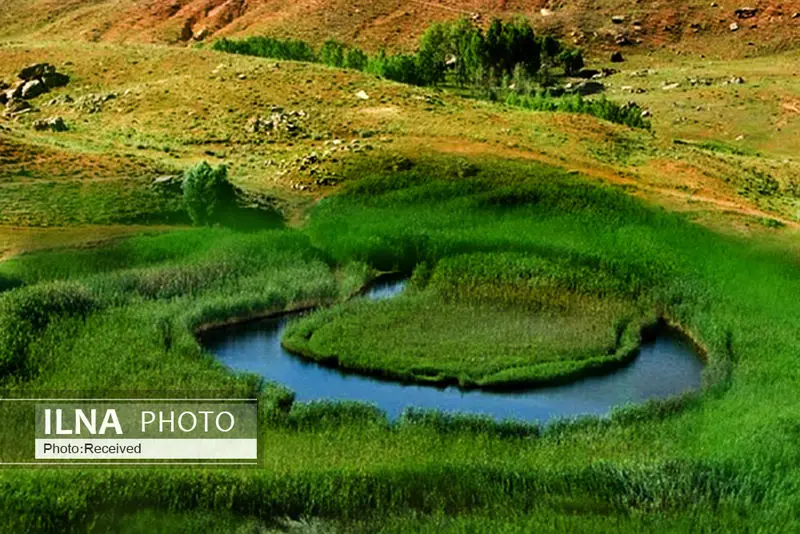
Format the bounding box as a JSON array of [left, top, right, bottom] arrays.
[[202, 279, 704, 423]]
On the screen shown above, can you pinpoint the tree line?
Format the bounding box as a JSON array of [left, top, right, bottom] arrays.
[[211, 19, 650, 130], [211, 17, 583, 88]]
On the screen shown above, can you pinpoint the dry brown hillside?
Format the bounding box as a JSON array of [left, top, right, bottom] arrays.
[[1, 0, 799, 58]]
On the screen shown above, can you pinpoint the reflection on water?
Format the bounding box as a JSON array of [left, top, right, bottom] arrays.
[[202, 280, 704, 423]]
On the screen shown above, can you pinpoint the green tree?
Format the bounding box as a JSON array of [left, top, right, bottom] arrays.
[[344, 47, 368, 70], [559, 49, 584, 76], [417, 22, 449, 85], [541, 35, 562, 66], [448, 18, 485, 86], [484, 19, 505, 75], [505, 17, 540, 76], [182, 162, 235, 226], [319, 40, 345, 67]]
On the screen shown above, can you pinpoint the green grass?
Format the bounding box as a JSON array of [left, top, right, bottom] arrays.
[[1, 156, 800, 530], [0, 180, 186, 227], [283, 274, 646, 388]]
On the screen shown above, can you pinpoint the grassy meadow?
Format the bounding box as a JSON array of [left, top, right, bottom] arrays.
[[1, 6, 800, 530], [0, 155, 799, 530]]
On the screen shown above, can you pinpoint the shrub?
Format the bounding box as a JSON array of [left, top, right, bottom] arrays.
[[211, 36, 316, 62], [319, 39, 345, 67], [559, 49, 584, 76], [182, 162, 236, 226], [505, 92, 650, 129], [343, 47, 368, 70]]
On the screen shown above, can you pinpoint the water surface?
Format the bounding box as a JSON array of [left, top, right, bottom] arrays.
[[203, 279, 704, 423]]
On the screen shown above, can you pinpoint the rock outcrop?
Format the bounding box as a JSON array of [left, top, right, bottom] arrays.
[[2, 63, 70, 115]]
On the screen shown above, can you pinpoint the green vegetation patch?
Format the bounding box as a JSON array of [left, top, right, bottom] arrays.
[[211, 18, 649, 129], [284, 250, 649, 388], [4, 155, 800, 530], [0, 180, 186, 227], [283, 293, 642, 388]]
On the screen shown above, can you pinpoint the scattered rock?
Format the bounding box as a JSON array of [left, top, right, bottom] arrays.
[[728, 76, 746, 84], [193, 28, 209, 41], [17, 63, 55, 81], [615, 33, 632, 46], [0, 93, 6, 106], [75, 92, 118, 113], [245, 107, 308, 136], [565, 81, 605, 96], [641, 109, 652, 118], [610, 51, 625, 63], [793, 12, 800, 18], [46, 94, 74, 106], [3, 98, 31, 116], [5, 63, 71, 102], [32, 116, 68, 132], [611, 15, 626, 24], [662, 82, 681, 90], [355, 90, 370, 100], [540, 8, 553, 16], [734, 7, 758, 19], [577, 69, 600, 79], [41, 72, 69, 89], [150, 175, 183, 193], [729, 22, 740, 31], [21, 79, 47, 99], [6, 81, 24, 100]]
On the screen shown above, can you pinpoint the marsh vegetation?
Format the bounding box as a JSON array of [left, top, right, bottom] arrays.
[[1, 155, 799, 530]]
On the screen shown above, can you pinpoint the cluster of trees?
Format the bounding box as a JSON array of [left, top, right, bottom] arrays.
[[211, 17, 583, 88], [416, 17, 582, 87], [209, 21, 653, 129]]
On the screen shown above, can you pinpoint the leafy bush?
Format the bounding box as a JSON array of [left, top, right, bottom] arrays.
[[506, 92, 650, 129], [182, 162, 236, 226]]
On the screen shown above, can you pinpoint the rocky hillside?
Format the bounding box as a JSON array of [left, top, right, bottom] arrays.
[[1, 0, 799, 58]]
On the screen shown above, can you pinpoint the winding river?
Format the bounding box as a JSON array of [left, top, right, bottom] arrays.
[[202, 279, 704, 423]]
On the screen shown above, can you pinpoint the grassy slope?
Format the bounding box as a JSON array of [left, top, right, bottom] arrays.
[[1, 39, 798, 258], [1, 0, 799, 59]]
